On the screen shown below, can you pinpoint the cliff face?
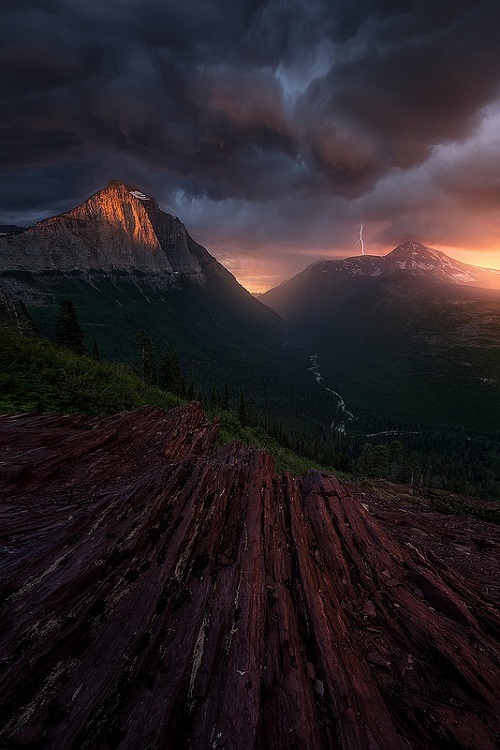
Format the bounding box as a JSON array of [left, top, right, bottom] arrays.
[[0, 181, 208, 282], [0, 404, 499, 749]]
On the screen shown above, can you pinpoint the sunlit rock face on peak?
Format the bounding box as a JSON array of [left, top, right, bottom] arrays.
[[125, 182, 205, 279], [0, 180, 207, 283]]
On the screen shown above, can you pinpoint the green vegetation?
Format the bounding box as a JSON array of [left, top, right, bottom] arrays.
[[0, 326, 182, 416], [313, 290, 500, 435], [212, 407, 326, 475], [351, 434, 500, 500], [136, 328, 156, 385]]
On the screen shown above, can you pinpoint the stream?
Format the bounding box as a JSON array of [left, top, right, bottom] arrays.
[[308, 354, 355, 434]]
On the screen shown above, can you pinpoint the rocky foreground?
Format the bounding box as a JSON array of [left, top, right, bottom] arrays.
[[0, 404, 498, 749]]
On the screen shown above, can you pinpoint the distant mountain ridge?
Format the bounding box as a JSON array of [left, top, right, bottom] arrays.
[[0, 225, 24, 236], [383, 241, 500, 287], [261, 241, 500, 320], [0, 179, 280, 332]]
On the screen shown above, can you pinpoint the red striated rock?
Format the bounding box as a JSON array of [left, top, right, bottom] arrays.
[[0, 403, 499, 749]]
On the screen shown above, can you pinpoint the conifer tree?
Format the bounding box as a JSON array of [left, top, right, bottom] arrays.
[[18, 302, 40, 337], [91, 340, 100, 361], [388, 441, 404, 482], [357, 443, 375, 476], [136, 329, 156, 384], [159, 346, 184, 395], [54, 299, 86, 355]]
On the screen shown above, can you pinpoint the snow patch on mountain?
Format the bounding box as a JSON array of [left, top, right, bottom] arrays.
[[452, 272, 479, 283], [129, 190, 150, 201]]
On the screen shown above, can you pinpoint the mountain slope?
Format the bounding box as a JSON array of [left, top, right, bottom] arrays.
[[0, 404, 498, 749], [0, 181, 290, 400], [261, 243, 500, 433]]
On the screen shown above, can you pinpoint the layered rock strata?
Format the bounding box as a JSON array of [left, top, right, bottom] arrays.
[[0, 404, 498, 749]]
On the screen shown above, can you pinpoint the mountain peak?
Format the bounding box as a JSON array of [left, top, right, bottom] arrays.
[[396, 240, 432, 252], [383, 241, 487, 284], [0, 181, 207, 281], [105, 178, 128, 190], [97, 180, 155, 205], [386, 240, 444, 262]]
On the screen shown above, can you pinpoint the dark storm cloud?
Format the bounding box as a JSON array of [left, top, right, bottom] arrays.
[[1, 0, 499, 277], [431, 142, 500, 209], [290, 0, 500, 205]]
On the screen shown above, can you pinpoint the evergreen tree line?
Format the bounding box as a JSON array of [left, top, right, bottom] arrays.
[[132, 329, 184, 397], [54, 299, 99, 361], [52, 301, 184, 397], [136, 329, 252, 409]]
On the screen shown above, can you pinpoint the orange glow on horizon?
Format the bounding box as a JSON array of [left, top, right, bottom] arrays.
[[434, 245, 500, 271], [233, 274, 282, 295]]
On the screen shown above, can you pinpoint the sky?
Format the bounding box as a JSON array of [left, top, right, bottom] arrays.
[[1, 0, 500, 292]]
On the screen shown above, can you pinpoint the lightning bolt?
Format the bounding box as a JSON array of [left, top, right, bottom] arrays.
[[356, 224, 365, 255]]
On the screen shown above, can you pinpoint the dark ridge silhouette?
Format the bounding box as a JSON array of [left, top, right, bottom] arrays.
[[0, 403, 498, 749]]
